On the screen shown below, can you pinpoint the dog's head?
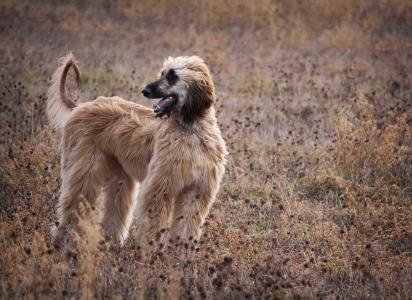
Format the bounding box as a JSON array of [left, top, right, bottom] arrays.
[[142, 56, 215, 123]]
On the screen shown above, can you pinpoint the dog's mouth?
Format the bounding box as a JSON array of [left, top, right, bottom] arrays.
[[153, 95, 178, 117]]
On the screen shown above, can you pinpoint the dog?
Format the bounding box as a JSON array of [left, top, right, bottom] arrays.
[[47, 53, 227, 246]]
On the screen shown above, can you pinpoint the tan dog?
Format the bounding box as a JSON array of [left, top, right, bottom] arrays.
[[47, 53, 226, 246]]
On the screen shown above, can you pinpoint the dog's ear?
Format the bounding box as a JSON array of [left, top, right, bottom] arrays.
[[182, 76, 215, 124]]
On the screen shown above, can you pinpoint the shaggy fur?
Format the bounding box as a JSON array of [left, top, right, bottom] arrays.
[[47, 53, 227, 246]]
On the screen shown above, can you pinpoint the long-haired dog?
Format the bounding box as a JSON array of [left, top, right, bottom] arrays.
[[47, 53, 226, 246]]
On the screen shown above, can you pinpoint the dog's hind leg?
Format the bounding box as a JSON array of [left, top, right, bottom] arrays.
[[101, 169, 138, 245], [52, 148, 107, 245]]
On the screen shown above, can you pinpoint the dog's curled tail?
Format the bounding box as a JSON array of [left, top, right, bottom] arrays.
[[47, 52, 81, 129]]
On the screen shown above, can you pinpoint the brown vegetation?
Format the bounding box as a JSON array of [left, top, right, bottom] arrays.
[[1, 0, 411, 298]]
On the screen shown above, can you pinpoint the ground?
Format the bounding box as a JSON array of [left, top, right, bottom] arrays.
[[0, 1, 411, 299]]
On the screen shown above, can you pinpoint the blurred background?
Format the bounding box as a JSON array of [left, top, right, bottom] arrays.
[[1, 1, 411, 299]]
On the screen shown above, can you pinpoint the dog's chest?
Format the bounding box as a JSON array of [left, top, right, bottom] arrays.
[[158, 131, 219, 174]]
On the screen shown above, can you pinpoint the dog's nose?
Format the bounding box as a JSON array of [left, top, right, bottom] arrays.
[[142, 87, 152, 97]]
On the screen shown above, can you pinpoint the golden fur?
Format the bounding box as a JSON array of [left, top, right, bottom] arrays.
[[47, 53, 227, 246]]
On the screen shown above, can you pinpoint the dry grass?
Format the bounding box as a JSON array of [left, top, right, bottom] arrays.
[[1, 0, 411, 299]]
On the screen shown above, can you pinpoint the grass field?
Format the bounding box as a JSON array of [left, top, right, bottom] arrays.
[[1, 0, 411, 298]]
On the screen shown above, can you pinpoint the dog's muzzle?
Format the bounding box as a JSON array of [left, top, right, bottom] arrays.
[[142, 83, 178, 117]]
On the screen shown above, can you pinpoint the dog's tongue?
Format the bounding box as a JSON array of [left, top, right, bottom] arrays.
[[153, 96, 175, 113]]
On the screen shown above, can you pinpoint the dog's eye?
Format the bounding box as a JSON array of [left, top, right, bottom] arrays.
[[166, 69, 178, 83]]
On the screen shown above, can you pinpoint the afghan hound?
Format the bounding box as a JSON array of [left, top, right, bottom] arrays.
[[47, 53, 227, 246]]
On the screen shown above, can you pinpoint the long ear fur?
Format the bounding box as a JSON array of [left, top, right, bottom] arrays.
[[181, 69, 215, 124]]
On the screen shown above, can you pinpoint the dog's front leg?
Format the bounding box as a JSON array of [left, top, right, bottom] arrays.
[[167, 183, 218, 245], [101, 173, 138, 245], [134, 176, 174, 248]]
